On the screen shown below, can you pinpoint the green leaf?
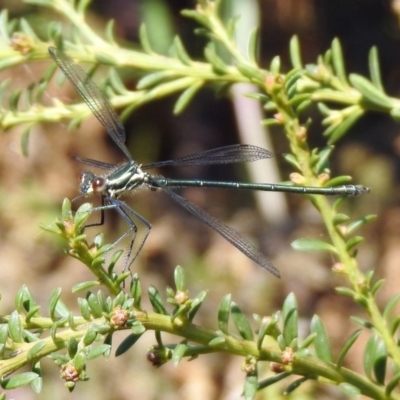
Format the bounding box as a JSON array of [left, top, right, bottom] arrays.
[[386, 371, 400, 397], [282, 153, 301, 171], [74, 203, 92, 228], [73, 352, 86, 372], [22, 330, 40, 343], [68, 115, 85, 132], [226, 15, 239, 41], [148, 286, 167, 315], [172, 343, 188, 365], [269, 56, 280, 74], [256, 319, 269, 350], [231, 302, 254, 340], [87, 293, 103, 318], [349, 73, 393, 110], [130, 274, 142, 308], [277, 334, 286, 351], [346, 214, 376, 235], [20, 17, 39, 40], [27, 341, 46, 361], [370, 279, 385, 296], [68, 312, 77, 330], [338, 383, 361, 397], [295, 99, 312, 115], [263, 101, 277, 111], [93, 233, 104, 249], [289, 36, 302, 69], [331, 38, 347, 85], [61, 198, 72, 220], [93, 324, 110, 335], [364, 333, 387, 384], [284, 376, 310, 394], [97, 291, 107, 313], [310, 315, 333, 362], [284, 69, 303, 95], [108, 68, 127, 95], [242, 371, 258, 400], [55, 298, 69, 319], [130, 321, 146, 335], [181, 9, 210, 28], [291, 238, 337, 254], [67, 337, 78, 359], [209, 336, 226, 347], [247, 27, 259, 66], [137, 70, 176, 90], [112, 290, 126, 308], [390, 316, 400, 336], [72, 281, 100, 293], [15, 285, 37, 313], [9, 88, 22, 111], [380, 292, 400, 318], [1, 372, 39, 389], [188, 290, 207, 322], [31, 375, 42, 393], [350, 316, 373, 329], [172, 36, 192, 65], [332, 213, 350, 226], [82, 326, 97, 346], [314, 146, 334, 175], [218, 294, 231, 334], [258, 312, 281, 344], [114, 271, 130, 287], [173, 80, 203, 114], [95, 52, 117, 66], [327, 108, 364, 144], [245, 92, 270, 102], [368, 46, 383, 91], [337, 330, 362, 369], [204, 42, 229, 75], [324, 175, 352, 187], [329, 194, 344, 211], [8, 310, 23, 343], [258, 371, 292, 390], [139, 23, 153, 54], [47, 353, 70, 366], [261, 118, 282, 126], [237, 63, 265, 82], [0, 324, 8, 346], [105, 19, 117, 45], [86, 344, 111, 360], [282, 293, 298, 348], [289, 93, 310, 109], [21, 125, 32, 157], [298, 333, 316, 350], [345, 236, 364, 251], [78, 298, 92, 321]]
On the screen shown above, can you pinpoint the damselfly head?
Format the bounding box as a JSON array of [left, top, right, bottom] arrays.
[[79, 171, 106, 194]]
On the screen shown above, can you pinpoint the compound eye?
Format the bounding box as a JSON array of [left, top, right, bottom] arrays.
[[80, 171, 95, 194], [92, 177, 106, 192]]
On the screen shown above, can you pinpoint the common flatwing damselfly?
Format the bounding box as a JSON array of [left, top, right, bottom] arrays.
[[48, 46, 370, 278]]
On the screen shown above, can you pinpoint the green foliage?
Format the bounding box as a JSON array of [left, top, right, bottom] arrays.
[[0, 0, 398, 399]]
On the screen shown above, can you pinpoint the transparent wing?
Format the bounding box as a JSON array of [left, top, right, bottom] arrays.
[[143, 144, 274, 170], [73, 155, 116, 170], [158, 185, 280, 277], [48, 46, 132, 161]]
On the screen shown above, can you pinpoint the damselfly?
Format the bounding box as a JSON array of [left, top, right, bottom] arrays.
[[48, 46, 370, 278]]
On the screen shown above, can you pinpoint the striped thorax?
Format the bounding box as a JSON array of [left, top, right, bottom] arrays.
[[80, 162, 147, 199]]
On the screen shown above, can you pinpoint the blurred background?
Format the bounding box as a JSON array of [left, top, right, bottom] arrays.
[[1, 0, 400, 399]]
